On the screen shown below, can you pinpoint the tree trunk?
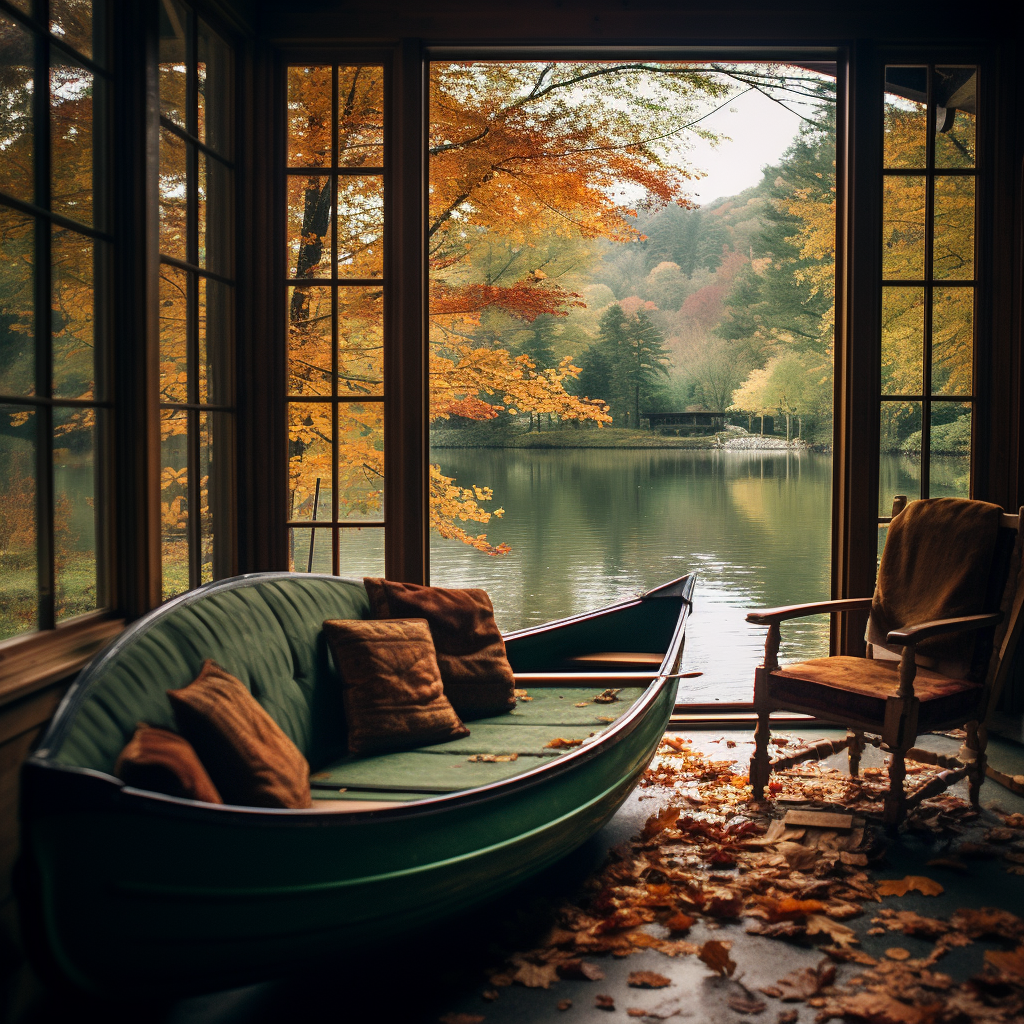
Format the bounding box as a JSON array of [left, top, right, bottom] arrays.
[[786, 413, 791, 442], [760, 414, 764, 435]]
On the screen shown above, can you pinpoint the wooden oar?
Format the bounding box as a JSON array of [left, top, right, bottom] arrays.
[[513, 670, 703, 684]]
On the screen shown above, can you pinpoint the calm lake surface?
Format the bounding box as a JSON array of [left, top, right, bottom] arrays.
[[429, 447, 833, 704]]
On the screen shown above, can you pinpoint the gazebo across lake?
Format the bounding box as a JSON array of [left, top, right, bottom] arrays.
[[645, 411, 726, 436]]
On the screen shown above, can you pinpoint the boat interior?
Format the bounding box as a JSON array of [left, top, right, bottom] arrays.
[[1, 0, 1023, 1020]]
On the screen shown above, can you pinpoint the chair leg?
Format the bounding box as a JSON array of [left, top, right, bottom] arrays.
[[965, 720, 988, 808], [749, 666, 772, 799], [847, 729, 865, 777], [750, 709, 771, 799], [884, 747, 908, 829]]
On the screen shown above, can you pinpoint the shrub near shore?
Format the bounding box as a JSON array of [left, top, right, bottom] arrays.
[[430, 424, 823, 451]]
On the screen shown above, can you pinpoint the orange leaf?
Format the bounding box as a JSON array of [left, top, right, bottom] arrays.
[[985, 944, 1024, 977], [544, 737, 583, 749], [876, 876, 944, 897], [698, 939, 736, 977], [665, 911, 695, 933], [627, 971, 671, 989]]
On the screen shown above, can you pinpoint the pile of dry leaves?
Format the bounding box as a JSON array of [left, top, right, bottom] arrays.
[[464, 734, 1024, 1023]]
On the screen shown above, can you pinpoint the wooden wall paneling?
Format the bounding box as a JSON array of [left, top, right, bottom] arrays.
[[385, 40, 429, 583], [113, 1, 162, 617], [236, 37, 287, 572]]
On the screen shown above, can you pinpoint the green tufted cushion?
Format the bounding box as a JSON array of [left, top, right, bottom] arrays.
[[53, 576, 371, 776]]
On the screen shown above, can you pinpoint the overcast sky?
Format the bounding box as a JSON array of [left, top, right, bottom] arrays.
[[680, 86, 806, 205]]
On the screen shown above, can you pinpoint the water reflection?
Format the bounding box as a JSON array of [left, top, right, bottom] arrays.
[[429, 448, 833, 703]]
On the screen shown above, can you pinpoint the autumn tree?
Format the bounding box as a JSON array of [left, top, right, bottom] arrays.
[[721, 87, 837, 438]]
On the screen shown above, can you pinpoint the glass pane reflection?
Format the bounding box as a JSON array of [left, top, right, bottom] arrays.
[[882, 176, 925, 280], [0, 405, 37, 639]]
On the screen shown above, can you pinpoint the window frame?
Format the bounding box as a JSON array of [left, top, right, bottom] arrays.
[[157, 0, 239, 598], [0, 0, 115, 641]]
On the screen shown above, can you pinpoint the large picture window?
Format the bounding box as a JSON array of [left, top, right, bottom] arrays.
[[0, 0, 112, 640]]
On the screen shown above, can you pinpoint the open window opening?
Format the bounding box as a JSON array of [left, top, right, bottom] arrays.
[[423, 59, 838, 705]]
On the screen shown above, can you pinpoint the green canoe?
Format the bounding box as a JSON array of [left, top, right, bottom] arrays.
[[20, 571, 695, 995]]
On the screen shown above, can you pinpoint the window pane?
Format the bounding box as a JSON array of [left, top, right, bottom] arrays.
[[50, 0, 93, 61], [159, 127, 188, 261], [159, 264, 188, 403], [50, 55, 93, 226], [338, 287, 383, 396], [340, 527, 384, 577], [288, 66, 332, 168], [337, 65, 384, 167], [881, 286, 923, 395], [200, 153, 233, 276], [158, 0, 187, 130], [288, 286, 331, 397], [289, 526, 333, 573], [288, 175, 332, 279], [933, 175, 974, 281], [201, 277, 233, 405], [882, 175, 925, 280], [197, 19, 232, 157], [337, 403, 383, 521], [935, 67, 976, 170], [0, 206, 35, 396], [289, 401, 332, 520], [0, 14, 35, 203], [161, 407, 189, 599], [53, 404, 97, 621], [51, 225, 94, 400], [0, 405, 36, 639], [883, 67, 927, 170], [931, 287, 973, 396], [879, 401, 921, 516], [338, 176, 383, 279], [198, 409, 232, 585], [930, 402, 970, 500]]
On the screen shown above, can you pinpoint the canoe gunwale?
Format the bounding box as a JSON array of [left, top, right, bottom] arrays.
[[24, 573, 695, 828]]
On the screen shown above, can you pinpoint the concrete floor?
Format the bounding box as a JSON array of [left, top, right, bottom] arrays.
[[12, 726, 1024, 1024]]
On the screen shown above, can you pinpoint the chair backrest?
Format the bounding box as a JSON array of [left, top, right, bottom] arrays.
[[869, 497, 1024, 719], [982, 508, 1024, 719]]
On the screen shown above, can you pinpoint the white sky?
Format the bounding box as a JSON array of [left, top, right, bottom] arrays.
[[680, 87, 806, 205]]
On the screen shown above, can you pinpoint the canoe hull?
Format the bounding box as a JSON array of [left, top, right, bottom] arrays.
[[20, 574, 693, 995]]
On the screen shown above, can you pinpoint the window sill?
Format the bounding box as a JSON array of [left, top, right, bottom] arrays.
[[0, 614, 125, 709]]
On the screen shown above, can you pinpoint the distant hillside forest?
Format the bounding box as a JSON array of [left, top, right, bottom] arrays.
[[431, 98, 837, 444]]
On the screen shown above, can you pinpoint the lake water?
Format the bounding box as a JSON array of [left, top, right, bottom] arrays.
[[429, 447, 834, 704]]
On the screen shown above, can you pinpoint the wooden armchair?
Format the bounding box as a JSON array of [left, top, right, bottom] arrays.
[[747, 497, 1024, 828]]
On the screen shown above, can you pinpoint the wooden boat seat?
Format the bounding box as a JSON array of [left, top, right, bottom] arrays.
[[310, 686, 645, 796], [560, 652, 665, 670]]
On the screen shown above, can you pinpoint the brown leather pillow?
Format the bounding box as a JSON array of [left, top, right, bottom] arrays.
[[115, 724, 223, 804], [363, 578, 516, 719], [167, 660, 312, 809], [322, 617, 469, 756]]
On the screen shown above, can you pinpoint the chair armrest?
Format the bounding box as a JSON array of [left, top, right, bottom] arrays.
[[746, 597, 873, 626], [886, 612, 1003, 646]]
